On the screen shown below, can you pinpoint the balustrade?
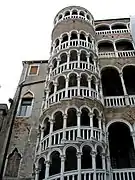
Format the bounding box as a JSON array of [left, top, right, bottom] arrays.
[[98, 50, 135, 58], [112, 169, 135, 180], [96, 29, 129, 35], [41, 126, 104, 151]]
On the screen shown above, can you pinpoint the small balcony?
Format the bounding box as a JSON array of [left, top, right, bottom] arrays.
[[96, 28, 129, 35], [112, 168, 135, 180]]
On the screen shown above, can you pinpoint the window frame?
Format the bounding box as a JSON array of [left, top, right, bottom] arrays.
[[28, 64, 40, 76]]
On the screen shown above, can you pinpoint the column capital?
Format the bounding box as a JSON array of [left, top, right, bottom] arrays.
[[49, 119, 55, 124], [90, 151, 97, 156], [76, 152, 82, 158], [77, 111, 81, 117], [119, 72, 123, 77], [60, 155, 66, 161], [77, 76, 81, 80], [101, 152, 106, 157], [63, 114, 67, 119], [77, 52, 81, 56], [88, 112, 94, 118], [45, 160, 51, 166], [53, 81, 58, 86], [66, 77, 69, 81]]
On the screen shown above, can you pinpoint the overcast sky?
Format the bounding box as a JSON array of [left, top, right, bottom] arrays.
[[0, 0, 135, 105]]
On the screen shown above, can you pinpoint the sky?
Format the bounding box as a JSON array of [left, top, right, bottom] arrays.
[[0, 0, 135, 105]]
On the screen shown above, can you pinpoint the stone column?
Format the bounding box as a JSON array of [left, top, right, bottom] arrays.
[[88, 77, 91, 96], [35, 167, 39, 180], [119, 72, 129, 105], [131, 131, 135, 150], [89, 113, 94, 138], [95, 80, 99, 99], [68, 34, 71, 47], [77, 52, 80, 68], [56, 58, 60, 74], [48, 120, 54, 147], [41, 127, 45, 140], [87, 54, 90, 68], [86, 34, 89, 47], [45, 161, 50, 179], [77, 32, 80, 47], [67, 53, 70, 69], [77, 152, 82, 180], [91, 151, 96, 180], [65, 78, 69, 98], [113, 42, 118, 57], [77, 112, 81, 138], [48, 65, 53, 80], [45, 88, 49, 109], [62, 114, 67, 142], [77, 76, 80, 96], [60, 155, 65, 180], [59, 37, 62, 51], [53, 82, 58, 102], [101, 153, 106, 170]]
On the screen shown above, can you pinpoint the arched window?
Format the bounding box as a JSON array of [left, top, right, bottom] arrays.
[[88, 36, 92, 43], [86, 14, 90, 20], [95, 24, 110, 31], [115, 40, 134, 51], [61, 34, 68, 43], [96, 146, 103, 169], [91, 77, 96, 90], [72, 10, 78, 15], [43, 118, 50, 137], [67, 108, 77, 127], [52, 58, 57, 70], [55, 39, 59, 48], [79, 11, 85, 17], [101, 67, 124, 96], [123, 66, 135, 95], [49, 82, 54, 96], [57, 76, 66, 91], [80, 51, 87, 61], [93, 110, 99, 128], [38, 158, 46, 180], [81, 108, 90, 126], [81, 146, 92, 169], [108, 122, 135, 168], [80, 33, 86, 40], [5, 148, 21, 177], [70, 50, 77, 61], [49, 151, 61, 176], [65, 147, 77, 171], [80, 74, 88, 87], [53, 111, 63, 131], [65, 11, 70, 17], [98, 41, 114, 52], [58, 14, 62, 20], [18, 92, 33, 117], [89, 54, 94, 64], [70, 32, 78, 40], [111, 23, 127, 30], [68, 73, 77, 87], [60, 53, 67, 65]]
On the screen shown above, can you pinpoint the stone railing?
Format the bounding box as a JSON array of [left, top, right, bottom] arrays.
[[104, 95, 135, 107], [96, 29, 129, 35], [46, 87, 98, 108], [41, 126, 105, 151], [52, 61, 96, 76], [52, 39, 93, 55], [112, 168, 135, 180], [98, 50, 135, 58]]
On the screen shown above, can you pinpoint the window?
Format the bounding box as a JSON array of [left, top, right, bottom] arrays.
[[29, 65, 39, 75], [18, 98, 32, 116]]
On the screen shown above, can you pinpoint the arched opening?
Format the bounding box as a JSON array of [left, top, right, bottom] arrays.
[[81, 108, 90, 126], [80, 74, 88, 87], [80, 51, 87, 61], [79, 11, 85, 17], [49, 151, 61, 176], [123, 66, 135, 95], [101, 67, 124, 96], [93, 110, 99, 128], [49, 82, 54, 96], [91, 76, 96, 90], [81, 146, 92, 169], [65, 147, 77, 171], [68, 73, 77, 87], [80, 33, 86, 40], [53, 111, 63, 131], [55, 39, 59, 48], [57, 76, 66, 91], [70, 32, 78, 40], [98, 41, 114, 52], [88, 36, 92, 43], [115, 40, 134, 51], [65, 11, 70, 17], [108, 122, 135, 168], [61, 34, 68, 43], [60, 53, 67, 65], [111, 23, 127, 30], [38, 158, 45, 180], [96, 146, 103, 169], [52, 58, 57, 70], [67, 108, 77, 127], [43, 118, 50, 137], [72, 10, 78, 15], [89, 54, 94, 64], [96, 25, 110, 31], [86, 14, 90, 20], [58, 14, 62, 20], [70, 50, 78, 61]]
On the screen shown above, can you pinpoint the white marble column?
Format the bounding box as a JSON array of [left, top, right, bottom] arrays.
[[35, 167, 39, 180], [68, 35, 71, 47], [62, 114, 67, 142], [41, 127, 45, 140], [89, 113, 94, 138], [77, 112, 81, 138], [101, 153, 106, 170], [44, 89, 49, 109], [95, 80, 99, 99], [60, 155, 65, 180], [91, 151, 96, 180], [77, 32, 80, 47], [65, 78, 69, 98], [113, 42, 118, 57], [86, 34, 89, 47], [77, 76, 80, 96], [56, 58, 60, 74], [77, 52, 80, 68], [88, 77, 91, 96], [131, 132, 135, 151], [87, 54, 90, 68], [53, 82, 58, 102], [67, 53, 70, 69], [77, 152, 82, 180], [48, 120, 54, 147], [45, 161, 50, 179], [48, 65, 53, 80]]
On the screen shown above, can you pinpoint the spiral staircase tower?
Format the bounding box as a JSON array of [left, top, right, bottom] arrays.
[[36, 6, 109, 180]]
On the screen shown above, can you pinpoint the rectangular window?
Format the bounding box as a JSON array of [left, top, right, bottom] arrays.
[[18, 98, 32, 116], [29, 65, 39, 75]]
